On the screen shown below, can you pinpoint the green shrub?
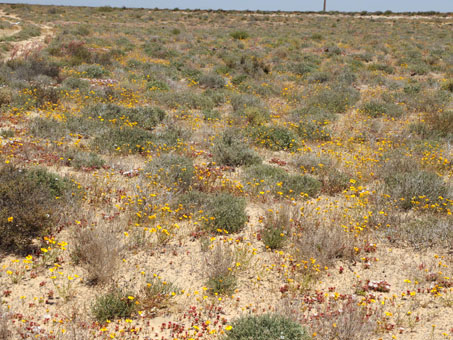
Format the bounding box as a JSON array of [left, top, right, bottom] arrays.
[[30, 117, 66, 139], [230, 31, 249, 40], [154, 91, 215, 110], [92, 289, 136, 323], [0, 87, 12, 106], [308, 71, 330, 83], [204, 243, 237, 295], [244, 164, 320, 199], [91, 126, 153, 154], [64, 151, 105, 170], [0, 165, 75, 254], [176, 190, 209, 215], [241, 106, 270, 125], [308, 85, 359, 113], [384, 215, 453, 249], [291, 62, 317, 76], [249, 125, 297, 151], [199, 73, 225, 89], [261, 208, 291, 250], [424, 110, 453, 139], [140, 276, 180, 310], [86, 104, 166, 131], [296, 119, 331, 141], [61, 77, 90, 91], [384, 170, 449, 210], [147, 153, 194, 191], [223, 314, 310, 340], [322, 168, 351, 195], [204, 193, 247, 233], [360, 100, 403, 118], [231, 94, 264, 112], [282, 174, 321, 198], [202, 109, 221, 121], [212, 129, 262, 167], [293, 153, 332, 174], [368, 63, 394, 74], [146, 78, 169, 91], [81, 64, 109, 78], [441, 79, 453, 93]]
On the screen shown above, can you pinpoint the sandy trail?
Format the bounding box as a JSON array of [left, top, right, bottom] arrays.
[[0, 9, 54, 61]]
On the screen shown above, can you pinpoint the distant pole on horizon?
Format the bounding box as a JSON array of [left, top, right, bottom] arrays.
[[323, 0, 326, 12]]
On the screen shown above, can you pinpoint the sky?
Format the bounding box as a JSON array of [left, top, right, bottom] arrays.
[[3, 0, 453, 12]]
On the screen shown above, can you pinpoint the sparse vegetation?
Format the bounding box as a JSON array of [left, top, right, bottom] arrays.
[[0, 4, 451, 340]]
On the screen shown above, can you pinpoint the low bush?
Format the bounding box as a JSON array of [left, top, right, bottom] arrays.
[[384, 215, 453, 249], [291, 62, 317, 76], [80, 64, 109, 78], [308, 85, 359, 114], [30, 117, 66, 139], [292, 205, 356, 267], [0, 306, 12, 339], [223, 314, 311, 340], [0, 87, 12, 106], [91, 126, 153, 154], [64, 151, 105, 170], [212, 129, 261, 167], [71, 224, 123, 285], [424, 110, 453, 139], [368, 63, 394, 74], [199, 72, 225, 89], [249, 125, 297, 151], [296, 119, 331, 141], [61, 77, 90, 91], [0, 165, 75, 254], [261, 208, 292, 250], [231, 94, 265, 112], [203, 193, 247, 233], [147, 153, 194, 191], [204, 243, 237, 295], [282, 174, 321, 198], [243, 164, 321, 199], [322, 168, 351, 195], [91, 289, 136, 323], [230, 30, 249, 40], [384, 170, 449, 210], [360, 100, 403, 118], [140, 276, 180, 311]]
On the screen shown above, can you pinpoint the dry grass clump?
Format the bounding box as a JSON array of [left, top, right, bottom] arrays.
[[0, 307, 12, 340], [260, 206, 292, 250], [139, 276, 180, 314], [204, 242, 237, 295], [71, 223, 123, 285], [291, 204, 357, 267]]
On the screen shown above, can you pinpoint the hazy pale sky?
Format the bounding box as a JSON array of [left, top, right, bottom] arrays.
[[3, 0, 453, 12]]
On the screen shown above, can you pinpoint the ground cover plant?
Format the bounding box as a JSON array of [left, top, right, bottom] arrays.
[[0, 4, 451, 340]]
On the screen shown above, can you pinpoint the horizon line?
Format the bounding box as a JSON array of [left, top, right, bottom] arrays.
[[1, 2, 452, 14]]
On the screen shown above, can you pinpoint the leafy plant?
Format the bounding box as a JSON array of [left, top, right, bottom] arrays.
[[204, 243, 237, 295], [223, 314, 311, 340], [91, 289, 136, 323], [204, 193, 248, 233], [147, 153, 194, 191], [249, 125, 298, 151], [230, 31, 249, 40], [140, 276, 180, 311], [0, 165, 76, 254], [212, 129, 261, 167], [261, 208, 291, 250], [384, 170, 449, 210]]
